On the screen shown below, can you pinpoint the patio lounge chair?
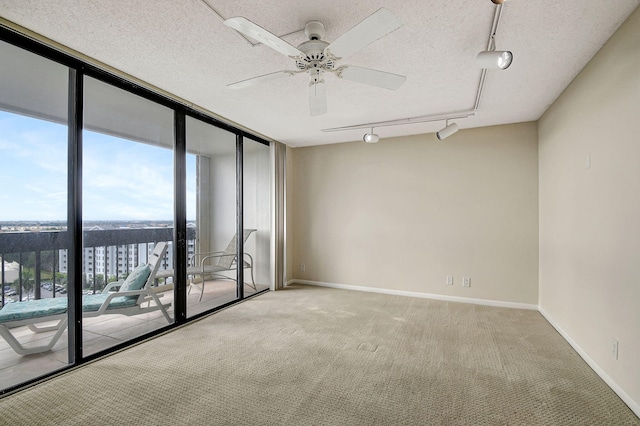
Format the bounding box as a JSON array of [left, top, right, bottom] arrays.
[[187, 229, 257, 301], [0, 242, 172, 356]]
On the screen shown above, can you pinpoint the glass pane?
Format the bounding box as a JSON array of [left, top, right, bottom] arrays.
[[82, 76, 174, 357], [243, 140, 271, 294], [186, 117, 238, 317], [0, 40, 70, 389]]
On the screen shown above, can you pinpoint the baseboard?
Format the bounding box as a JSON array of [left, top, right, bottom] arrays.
[[539, 307, 640, 418], [285, 279, 538, 310]]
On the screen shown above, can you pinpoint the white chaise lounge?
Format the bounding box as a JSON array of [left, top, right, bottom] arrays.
[[0, 242, 172, 355]]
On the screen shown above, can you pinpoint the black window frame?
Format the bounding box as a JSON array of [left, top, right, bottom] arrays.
[[0, 24, 270, 396]]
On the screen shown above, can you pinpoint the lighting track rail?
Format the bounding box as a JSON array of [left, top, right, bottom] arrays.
[[322, 2, 509, 137]]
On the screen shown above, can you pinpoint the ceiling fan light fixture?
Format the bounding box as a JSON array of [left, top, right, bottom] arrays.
[[436, 122, 459, 140], [476, 50, 513, 70]]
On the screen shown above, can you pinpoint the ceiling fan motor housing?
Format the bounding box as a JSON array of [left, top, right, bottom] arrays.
[[304, 21, 326, 40], [295, 39, 335, 71]]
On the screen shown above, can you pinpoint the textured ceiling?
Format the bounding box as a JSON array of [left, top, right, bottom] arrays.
[[0, 0, 638, 146]]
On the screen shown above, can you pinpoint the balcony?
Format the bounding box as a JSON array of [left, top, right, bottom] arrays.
[[0, 227, 268, 391], [1, 227, 187, 305]]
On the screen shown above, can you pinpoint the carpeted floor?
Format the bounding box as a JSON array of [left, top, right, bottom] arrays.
[[0, 284, 638, 425]]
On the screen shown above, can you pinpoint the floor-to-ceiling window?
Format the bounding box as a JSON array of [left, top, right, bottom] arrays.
[[0, 27, 273, 395], [186, 116, 239, 317], [81, 76, 175, 356], [0, 39, 71, 389]]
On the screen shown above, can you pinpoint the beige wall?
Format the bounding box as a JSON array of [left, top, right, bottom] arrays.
[[538, 5, 640, 409], [289, 122, 539, 305], [284, 4, 640, 414]]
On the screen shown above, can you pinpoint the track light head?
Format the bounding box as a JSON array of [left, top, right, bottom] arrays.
[[363, 132, 380, 144], [363, 128, 380, 144], [436, 122, 459, 140], [476, 50, 513, 70]]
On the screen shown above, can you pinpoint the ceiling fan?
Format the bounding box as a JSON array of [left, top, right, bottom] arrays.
[[224, 8, 407, 116]]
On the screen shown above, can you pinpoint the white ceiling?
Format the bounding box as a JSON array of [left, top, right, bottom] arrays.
[[1, 0, 638, 147]]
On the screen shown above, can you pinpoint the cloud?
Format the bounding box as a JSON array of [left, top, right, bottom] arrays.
[[81, 133, 175, 220], [0, 111, 226, 222]]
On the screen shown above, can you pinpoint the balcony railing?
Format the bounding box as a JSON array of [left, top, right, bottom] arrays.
[[0, 227, 196, 307]]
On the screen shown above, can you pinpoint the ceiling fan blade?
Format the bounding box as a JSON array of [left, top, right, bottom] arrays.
[[325, 8, 402, 59], [309, 81, 327, 116], [224, 17, 303, 58], [337, 66, 406, 90], [228, 70, 296, 89]]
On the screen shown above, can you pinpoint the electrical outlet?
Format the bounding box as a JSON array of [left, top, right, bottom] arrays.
[[611, 338, 619, 360], [462, 277, 471, 287], [446, 276, 454, 285], [300, 263, 306, 272]]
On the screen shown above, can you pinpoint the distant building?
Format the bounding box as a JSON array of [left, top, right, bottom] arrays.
[[57, 226, 194, 280], [1, 258, 20, 284]]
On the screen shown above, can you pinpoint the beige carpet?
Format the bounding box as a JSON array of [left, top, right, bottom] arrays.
[[0, 284, 638, 425]]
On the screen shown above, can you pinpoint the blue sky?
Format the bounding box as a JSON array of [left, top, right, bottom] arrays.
[[0, 111, 196, 221]]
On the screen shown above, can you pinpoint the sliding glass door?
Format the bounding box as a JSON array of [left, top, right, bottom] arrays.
[[0, 40, 71, 389], [0, 28, 274, 394], [80, 76, 176, 356], [186, 117, 239, 317]]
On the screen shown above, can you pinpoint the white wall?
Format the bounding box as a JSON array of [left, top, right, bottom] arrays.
[[290, 122, 539, 305], [208, 152, 237, 250], [538, 6, 640, 412]]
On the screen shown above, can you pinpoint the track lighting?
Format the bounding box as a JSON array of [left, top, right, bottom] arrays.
[[477, 23, 513, 71], [436, 121, 459, 140], [363, 128, 380, 143], [476, 50, 513, 70], [324, 4, 510, 137]]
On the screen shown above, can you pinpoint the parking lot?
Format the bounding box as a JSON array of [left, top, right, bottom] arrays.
[[3, 282, 69, 303]]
